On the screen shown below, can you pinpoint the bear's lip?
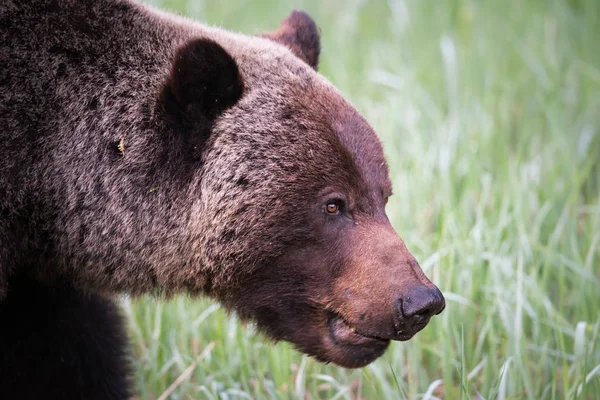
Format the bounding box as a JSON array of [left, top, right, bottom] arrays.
[[328, 312, 401, 347]]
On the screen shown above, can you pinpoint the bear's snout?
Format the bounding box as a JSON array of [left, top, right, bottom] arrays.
[[329, 220, 445, 344]]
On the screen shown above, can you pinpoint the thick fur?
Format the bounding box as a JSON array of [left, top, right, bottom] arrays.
[[1, 0, 444, 394], [0, 274, 132, 399], [0, 0, 344, 298]]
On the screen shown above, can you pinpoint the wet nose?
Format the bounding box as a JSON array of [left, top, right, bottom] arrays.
[[397, 285, 445, 325]]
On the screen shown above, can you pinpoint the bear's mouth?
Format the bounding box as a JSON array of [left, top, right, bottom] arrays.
[[327, 312, 394, 347]]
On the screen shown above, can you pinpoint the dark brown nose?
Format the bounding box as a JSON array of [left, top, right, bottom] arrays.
[[395, 285, 445, 332]]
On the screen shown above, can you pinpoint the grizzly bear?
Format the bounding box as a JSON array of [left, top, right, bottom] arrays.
[[0, 0, 446, 398]]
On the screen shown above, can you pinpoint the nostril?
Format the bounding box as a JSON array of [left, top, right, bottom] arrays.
[[416, 305, 431, 318], [398, 286, 445, 320]]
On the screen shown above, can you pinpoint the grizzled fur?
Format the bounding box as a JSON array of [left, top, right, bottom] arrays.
[[1, 0, 444, 397], [0, 0, 355, 298]]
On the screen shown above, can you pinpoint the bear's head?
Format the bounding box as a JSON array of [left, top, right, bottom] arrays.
[[158, 10, 445, 368]]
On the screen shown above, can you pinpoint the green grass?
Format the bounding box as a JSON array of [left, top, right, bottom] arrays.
[[125, 0, 600, 398]]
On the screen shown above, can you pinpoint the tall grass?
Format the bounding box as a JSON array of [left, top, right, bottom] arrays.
[[126, 0, 600, 398]]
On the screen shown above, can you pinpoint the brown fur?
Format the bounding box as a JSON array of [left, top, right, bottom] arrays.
[[0, 0, 445, 390]]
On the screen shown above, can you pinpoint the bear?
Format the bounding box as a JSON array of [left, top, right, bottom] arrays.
[[0, 274, 133, 399], [0, 0, 446, 398]]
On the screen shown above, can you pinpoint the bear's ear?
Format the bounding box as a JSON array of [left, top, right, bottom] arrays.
[[261, 10, 321, 70], [161, 38, 244, 121]]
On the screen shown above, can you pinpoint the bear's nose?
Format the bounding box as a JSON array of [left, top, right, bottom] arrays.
[[395, 285, 445, 330]]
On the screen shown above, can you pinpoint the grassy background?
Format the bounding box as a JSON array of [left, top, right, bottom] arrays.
[[125, 0, 600, 398]]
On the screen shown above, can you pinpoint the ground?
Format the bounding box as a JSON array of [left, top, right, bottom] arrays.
[[126, 0, 600, 398]]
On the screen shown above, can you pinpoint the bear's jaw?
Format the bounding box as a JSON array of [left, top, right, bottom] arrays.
[[327, 310, 418, 344], [328, 311, 392, 346], [311, 311, 390, 368]]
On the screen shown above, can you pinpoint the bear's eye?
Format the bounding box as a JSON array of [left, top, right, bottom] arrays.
[[326, 202, 340, 214], [322, 193, 347, 216]]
